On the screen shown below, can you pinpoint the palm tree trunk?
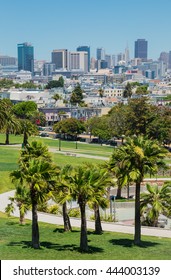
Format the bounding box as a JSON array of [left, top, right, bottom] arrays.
[[134, 181, 141, 245], [23, 132, 28, 147], [32, 201, 40, 249], [79, 200, 88, 252], [19, 209, 25, 225], [94, 204, 103, 234], [5, 129, 9, 145], [62, 202, 72, 231], [116, 185, 122, 198]]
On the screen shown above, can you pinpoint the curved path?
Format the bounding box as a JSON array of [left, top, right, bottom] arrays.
[[0, 191, 170, 239]]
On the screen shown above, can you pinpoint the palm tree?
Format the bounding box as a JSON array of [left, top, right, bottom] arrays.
[[0, 99, 6, 129], [140, 183, 171, 226], [52, 164, 73, 231], [10, 159, 58, 248], [87, 164, 111, 234], [69, 166, 93, 252], [109, 135, 167, 245], [20, 140, 52, 163], [20, 119, 38, 147], [0, 99, 20, 144], [5, 184, 30, 225]]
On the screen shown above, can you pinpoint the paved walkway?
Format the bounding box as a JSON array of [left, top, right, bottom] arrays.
[[0, 191, 170, 238]]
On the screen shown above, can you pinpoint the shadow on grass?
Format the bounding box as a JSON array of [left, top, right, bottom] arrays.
[[109, 238, 159, 248], [0, 143, 21, 145], [53, 228, 79, 234], [7, 240, 104, 254]]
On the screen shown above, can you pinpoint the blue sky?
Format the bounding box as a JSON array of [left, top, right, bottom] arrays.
[[0, 0, 171, 61]]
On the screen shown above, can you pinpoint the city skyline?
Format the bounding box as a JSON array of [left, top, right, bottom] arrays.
[[0, 0, 171, 61]]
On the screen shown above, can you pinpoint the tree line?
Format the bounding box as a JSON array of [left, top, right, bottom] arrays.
[[0, 99, 46, 145]]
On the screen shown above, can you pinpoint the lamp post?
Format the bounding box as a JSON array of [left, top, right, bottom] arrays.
[[75, 132, 78, 149], [59, 130, 61, 151]]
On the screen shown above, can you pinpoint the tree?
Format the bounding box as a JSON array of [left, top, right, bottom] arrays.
[[13, 101, 37, 119], [70, 166, 92, 252], [20, 119, 38, 147], [45, 77, 64, 89], [5, 184, 30, 225], [109, 135, 167, 245], [0, 99, 21, 145], [140, 183, 171, 226], [0, 78, 14, 89], [135, 85, 149, 95], [52, 165, 73, 231], [87, 164, 111, 234], [86, 116, 111, 143], [53, 118, 85, 139], [70, 83, 84, 106], [20, 140, 52, 163], [10, 141, 59, 249], [28, 110, 46, 126], [108, 103, 129, 138], [123, 82, 133, 98]]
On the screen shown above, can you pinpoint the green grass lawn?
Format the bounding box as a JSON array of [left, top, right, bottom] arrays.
[[0, 133, 114, 157], [0, 212, 171, 260], [0, 143, 104, 194]]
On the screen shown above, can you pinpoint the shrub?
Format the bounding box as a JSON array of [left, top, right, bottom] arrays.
[[68, 208, 80, 218], [47, 204, 60, 214]]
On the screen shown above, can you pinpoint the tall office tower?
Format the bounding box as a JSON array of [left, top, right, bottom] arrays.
[[17, 42, 34, 73], [96, 48, 105, 60], [158, 52, 169, 67], [117, 53, 125, 64], [134, 39, 148, 61], [168, 51, 171, 69], [43, 63, 56, 76], [111, 55, 116, 67], [0, 55, 17, 66], [77, 46, 90, 72], [105, 54, 112, 68], [125, 46, 130, 65], [69, 51, 88, 72], [51, 49, 68, 70]]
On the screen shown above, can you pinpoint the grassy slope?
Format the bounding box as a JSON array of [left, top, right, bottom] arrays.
[[0, 213, 171, 260]]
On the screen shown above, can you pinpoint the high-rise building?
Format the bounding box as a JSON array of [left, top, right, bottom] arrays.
[[96, 48, 105, 60], [158, 52, 169, 66], [77, 46, 90, 72], [168, 51, 171, 69], [51, 49, 68, 70], [134, 39, 148, 61], [43, 63, 56, 76], [0, 55, 17, 66], [105, 54, 112, 68], [69, 51, 88, 72], [125, 46, 130, 65], [17, 42, 34, 73]]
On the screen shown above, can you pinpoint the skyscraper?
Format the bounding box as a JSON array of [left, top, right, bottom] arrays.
[[17, 42, 34, 73], [168, 51, 171, 69], [69, 51, 88, 73], [134, 39, 148, 61], [51, 49, 68, 70], [96, 48, 105, 60], [77, 46, 90, 72]]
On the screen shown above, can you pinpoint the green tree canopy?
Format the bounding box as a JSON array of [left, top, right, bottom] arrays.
[[53, 118, 85, 136], [86, 116, 111, 142], [45, 77, 64, 89], [13, 101, 37, 119], [70, 83, 85, 106], [109, 135, 167, 245]]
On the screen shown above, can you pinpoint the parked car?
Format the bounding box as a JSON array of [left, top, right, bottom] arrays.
[[39, 132, 49, 137]]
